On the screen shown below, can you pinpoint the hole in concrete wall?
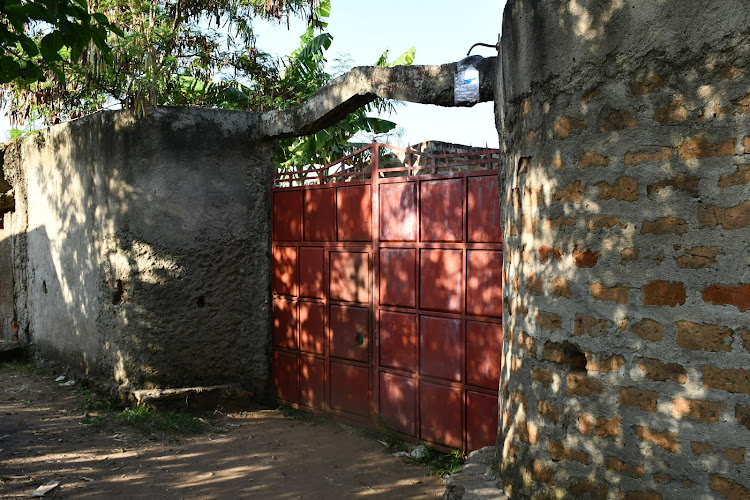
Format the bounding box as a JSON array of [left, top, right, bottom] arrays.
[[546, 341, 587, 373], [562, 342, 587, 373], [196, 296, 206, 308], [111, 279, 123, 305], [42, 280, 47, 294]]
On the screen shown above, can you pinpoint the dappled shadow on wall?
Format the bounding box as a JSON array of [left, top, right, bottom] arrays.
[[498, 5, 750, 496], [24, 111, 268, 392]]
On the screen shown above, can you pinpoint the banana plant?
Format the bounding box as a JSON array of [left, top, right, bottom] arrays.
[[273, 0, 415, 175]]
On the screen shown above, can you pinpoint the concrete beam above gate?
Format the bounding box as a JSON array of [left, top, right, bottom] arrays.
[[260, 57, 496, 139]]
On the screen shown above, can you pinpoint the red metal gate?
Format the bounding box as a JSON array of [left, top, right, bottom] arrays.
[[271, 143, 502, 452]]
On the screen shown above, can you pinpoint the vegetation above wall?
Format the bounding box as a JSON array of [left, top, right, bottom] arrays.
[[0, 0, 413, 169], [0, 0, 121, 85]]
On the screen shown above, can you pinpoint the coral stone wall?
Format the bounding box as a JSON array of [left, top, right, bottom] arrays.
[[496, 1, 750, 498]]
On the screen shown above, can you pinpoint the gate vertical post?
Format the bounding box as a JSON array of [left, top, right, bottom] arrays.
[[371, 142, 381, 423]]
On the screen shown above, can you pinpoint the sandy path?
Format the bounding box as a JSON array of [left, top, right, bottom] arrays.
[[0, 363, 444, 499]]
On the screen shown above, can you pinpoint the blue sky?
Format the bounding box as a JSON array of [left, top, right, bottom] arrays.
[[1, 0, 507, 146], [254, 0, 506, 147]]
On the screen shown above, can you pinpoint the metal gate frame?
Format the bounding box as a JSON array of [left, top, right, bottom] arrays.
[[271, 143, 503, 452]]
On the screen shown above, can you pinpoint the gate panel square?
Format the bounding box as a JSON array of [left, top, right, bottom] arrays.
[[300, 302, 325, 354], [330, 252, 369, 303], [337, 185, 372, 241], [273, 351, 298, 403], [468, 176, 503, 243], [420, 381, 463, 449], [272, 298, 297, 349], [299, 247, 325, 299], [380, 182, 417, 241], [300, 355, 325, 410], [379, 311, 417, 372], [466, 391, 498, 451], [272, 246, 297, 297], [466, 321, 503, 390], [420, 179, 464, 242], [329, 304, 369, 362], [380, 248, 416, 308], [304, 189, 336, 241], [420, 315, 464, 382], [273, 191, 302, 241], [467, 250, 503, 318], [379, 372, 417, 436], [420, 249, 463, 313], [330, 362, 370, 417]]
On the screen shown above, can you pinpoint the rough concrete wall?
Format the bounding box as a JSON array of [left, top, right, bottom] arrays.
[[0, 143, 29, 342], [496, 1, 750, 498], [7, 108, 274, 398]]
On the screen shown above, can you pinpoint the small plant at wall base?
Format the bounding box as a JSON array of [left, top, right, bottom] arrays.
[[277, 403, 328, 424], [374, 417, 466, 478], [115, 406, 206, 436], [81, 404, 208, 437], [278, 406, 466, 477]]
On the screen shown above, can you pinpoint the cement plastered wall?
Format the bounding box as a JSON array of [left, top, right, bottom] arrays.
[[496, 1, 750, 498], [0, 143, 29, 343], [3, 108, 274, 397]]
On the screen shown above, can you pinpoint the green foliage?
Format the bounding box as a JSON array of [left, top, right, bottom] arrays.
[[277, 403, 325, 424], [414, 447, 466, 478], [77, 388, 206, 437], [1, 0, 317, 124], [2, 0, 415, 171], [79, 386, 116, 411], [273, 0, 415, 173], [114, 406, 206, 436], [0, 0, 121, 85], [81, 412, 108, 429], [0, 358, 40, 375], [376, 416, 466, 478]]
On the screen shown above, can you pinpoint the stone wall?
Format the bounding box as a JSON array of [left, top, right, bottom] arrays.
[[1, 108, 274, 399], [496, 1, 750, 498]]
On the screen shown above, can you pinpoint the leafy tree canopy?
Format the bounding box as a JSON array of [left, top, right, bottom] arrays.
[[0, 0, 121, 85], [1, 0, 318, 124], [0, 0, 414, 170], [273, 0, 415, 171]]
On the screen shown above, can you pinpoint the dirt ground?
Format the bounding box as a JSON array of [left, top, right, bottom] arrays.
[[0, 361, 446, 499]]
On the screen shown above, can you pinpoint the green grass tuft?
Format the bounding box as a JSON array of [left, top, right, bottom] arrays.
[[114, 406, 206, 436], [81, 413, 108, 429], [277, 404, 325, 424], [78, 387, 117, 412], [375, 417, 466, 477], [416, 447, 466, 477], [0, 359, 42, 375]]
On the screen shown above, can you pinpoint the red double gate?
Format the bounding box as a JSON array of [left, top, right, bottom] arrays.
[[271, 144, 503, 451]]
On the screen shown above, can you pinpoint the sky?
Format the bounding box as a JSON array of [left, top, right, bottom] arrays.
[[1, 0, 507, 146], [254, 0, 506, 147]]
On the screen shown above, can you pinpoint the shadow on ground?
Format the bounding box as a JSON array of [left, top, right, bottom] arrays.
[[0, 362, 444, 499]]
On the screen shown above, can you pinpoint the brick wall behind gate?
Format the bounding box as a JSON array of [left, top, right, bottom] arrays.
[[496, 1, 750, 498]]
